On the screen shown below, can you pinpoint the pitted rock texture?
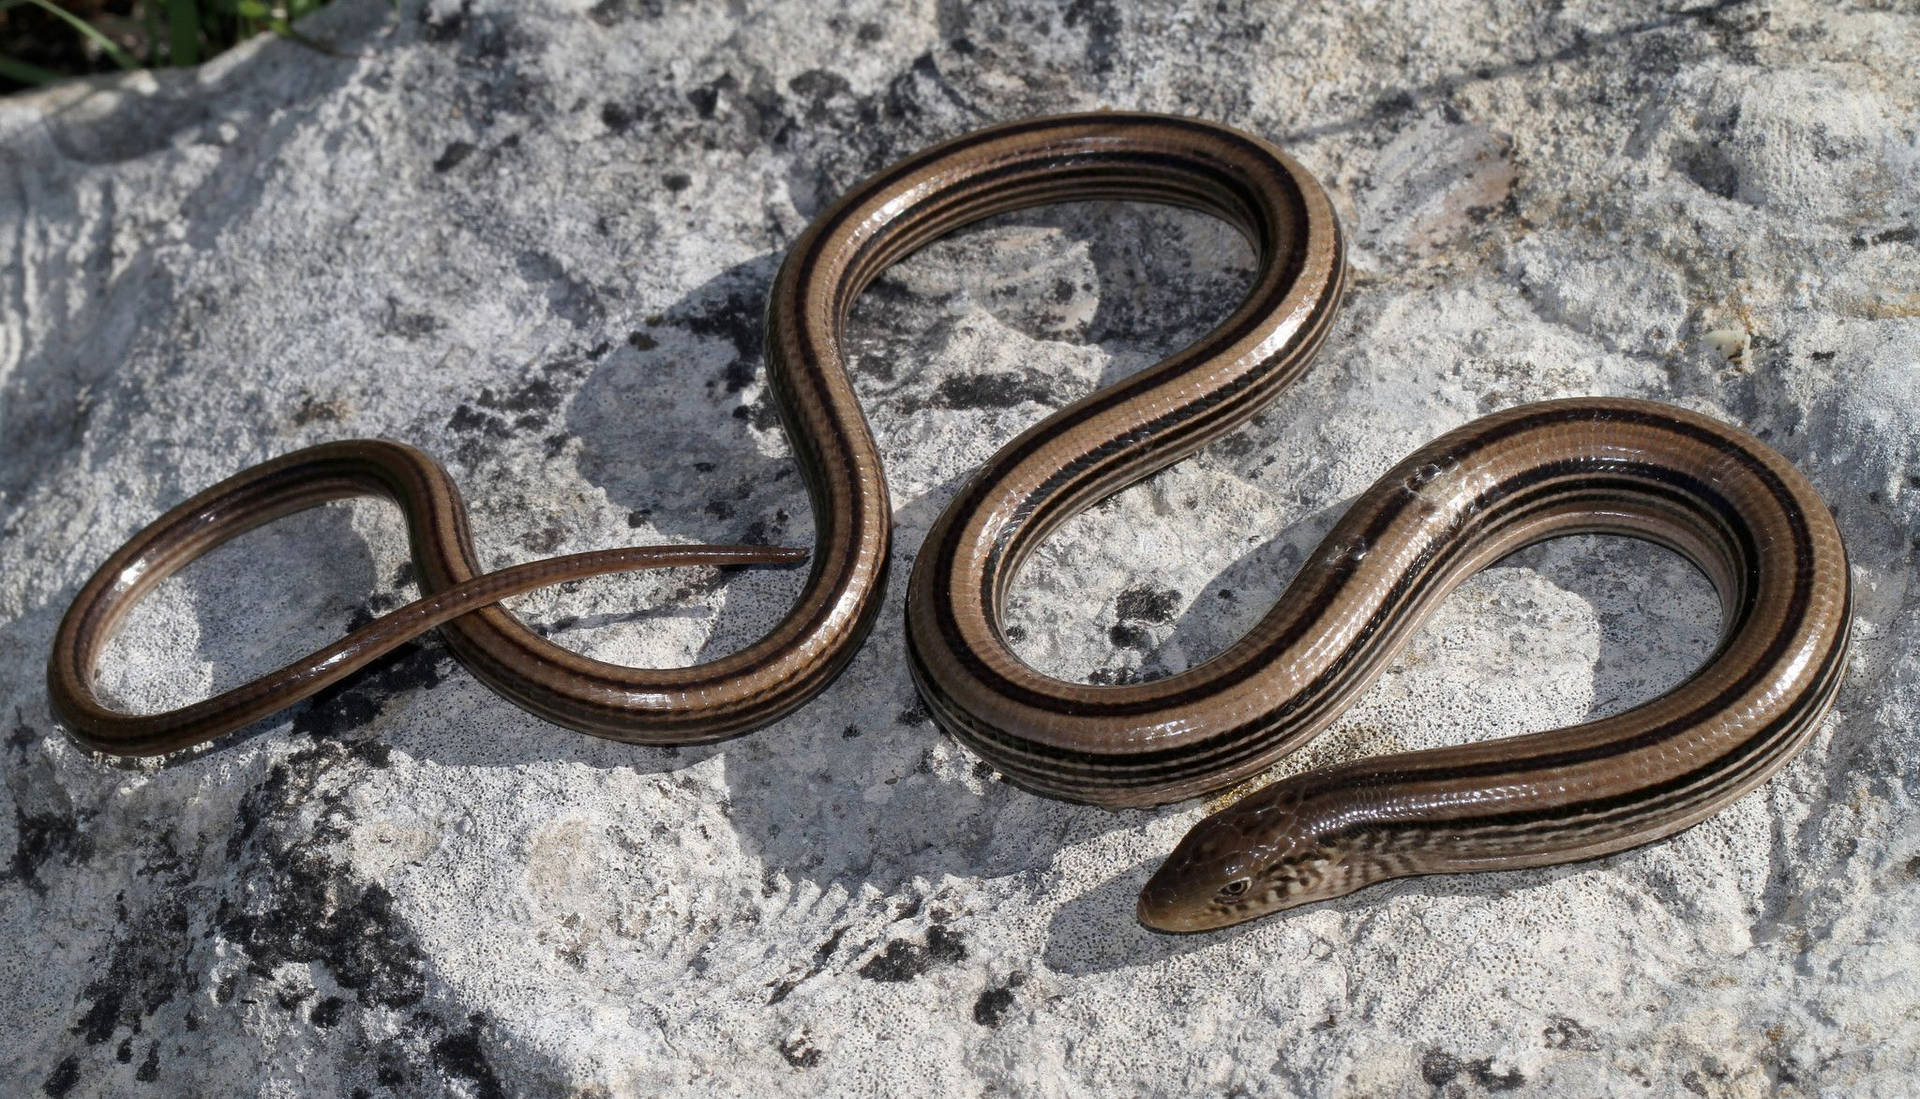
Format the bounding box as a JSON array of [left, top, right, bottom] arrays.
[[3, 0, 1917, 1095]]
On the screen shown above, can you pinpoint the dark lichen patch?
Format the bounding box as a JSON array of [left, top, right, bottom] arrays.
[[70, 846, 196, 1048], [687, 75, 729, 119], [216, 743, 428, 1014], [1062, 0, 1121, 73], [376, 1043, 412, 1088], [857, 926, 966, 982], [798, 925, 852, 973], [291, 391, 349, 425], [656, 279, 768, 396], [741, 395, 783, 431], [419, 0, 467, 40], [788, 69, 851, 103], [600, 100, 637, 134], [739, 510, 792, 546], [585, 0, 666, 25], [973, 986, 1015, 1026], [1210, 431, 1258, 460], [1420, 1050, 1461, 1086], [778, 1031, 822, 1068], [1851, 225, 1918, 250], [477, 377, 563, 418], [935, 371, 1055, 410], [972, 973, 1025, 1027], [1465, 193, 1518, 225], [1476, 1063, 1526, 1091], [432, 141, 476, 173], [1371, 89, 1418, 120], [896, 702, 930, 726], [719, 358, 756, 395], [1114, 583, 1181, 623], [449, 403, 513, 440], [432, 1015, 506, 1099], [311, 996, 348, 1028], [288, 629, 449, 741], [788, 68, 853, 121], [1421, 1049, 1526, 1091], [134, 1042, 160, 1082], [679, 68, 797, 152], [216, 849, 427, 1011], [427, 6, 548, 121], [9, 709, 36, 759], [1544, 1015, 1600, 1051], [743, 44, 971, 209], [1108, 623, 1148, 650], [11, 806, 94, 892], [42, 1055, 80, 1097], [765, 925, 849, 1005]]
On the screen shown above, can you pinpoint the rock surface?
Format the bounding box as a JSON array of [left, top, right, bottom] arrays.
[[3, 0, 1917, 1094]]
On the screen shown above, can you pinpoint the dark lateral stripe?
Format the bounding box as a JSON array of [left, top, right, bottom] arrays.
[[496, 119, 1315, 705], [815, 157, 1315, 483], [1368, 606, 1849, 846], [935, 405, 1792, 722], [1429, 589, 1845, 830], [828, 158, 1275, 296], [496, 120, 1311, 706], [976, 223, 1343, 556], [803, 113, 1285, 255], [974, 249, 1350, 587], [949, 469, 1764, 789], [726, 118, 1319, 698], [945, 475, 1685, 783]]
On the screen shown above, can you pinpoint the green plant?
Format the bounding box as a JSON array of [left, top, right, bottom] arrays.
[[0, 0, 329, 89]]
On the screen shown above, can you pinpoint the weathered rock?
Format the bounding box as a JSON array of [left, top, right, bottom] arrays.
[[2, 0, 1916, 1094]]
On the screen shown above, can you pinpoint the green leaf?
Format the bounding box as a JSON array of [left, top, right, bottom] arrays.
[[0, 53, 68, 85], [18, 0, 140, 71], [143, 0, 163, 67], [167, 0, 201, 67]]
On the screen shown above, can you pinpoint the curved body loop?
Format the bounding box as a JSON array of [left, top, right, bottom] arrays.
[[48, 115, 1850, 932]]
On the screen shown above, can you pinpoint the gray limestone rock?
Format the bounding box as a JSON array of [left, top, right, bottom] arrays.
[[2, 0, 1917, 1094]]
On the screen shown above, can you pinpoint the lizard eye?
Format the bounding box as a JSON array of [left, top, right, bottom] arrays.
[[1219, 877, 1251, 899]]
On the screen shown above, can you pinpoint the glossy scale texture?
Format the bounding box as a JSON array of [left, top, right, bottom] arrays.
[[46, 114, 1850, 932]]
